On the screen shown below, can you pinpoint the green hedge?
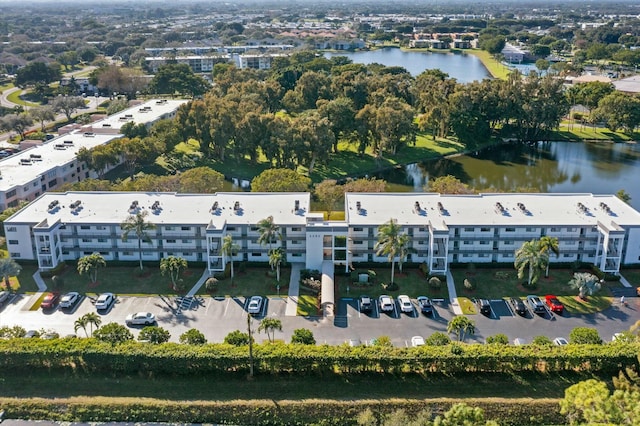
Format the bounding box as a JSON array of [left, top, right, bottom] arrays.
[[0, 339, 637, 376], [0, 397, 562, 425]]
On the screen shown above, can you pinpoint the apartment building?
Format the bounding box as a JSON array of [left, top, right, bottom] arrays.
[[0, 99, 187, 211], [5, 192, 640, 275]]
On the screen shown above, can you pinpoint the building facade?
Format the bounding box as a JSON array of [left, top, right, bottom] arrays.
[[5, 192, 640, 274]]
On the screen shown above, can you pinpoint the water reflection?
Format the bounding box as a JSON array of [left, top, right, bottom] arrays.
[[375, 141, 640, 209]]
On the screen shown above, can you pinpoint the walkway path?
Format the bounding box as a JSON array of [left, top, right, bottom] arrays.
[[186, 269, 211, 297], [285, 263, 302, 316], [446, 270, 464, 315]]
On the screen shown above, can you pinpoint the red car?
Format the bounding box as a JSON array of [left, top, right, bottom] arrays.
[[545, 295, 564, 314], [41, 292, 60, 310]]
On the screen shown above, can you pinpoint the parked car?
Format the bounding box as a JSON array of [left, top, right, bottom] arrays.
[[553, 337, 569, 346], [527, 295, 546, 315], [347, 338, 362, 347], [359, 295, 372, 313], [0, 290, 10, 305], [475, 298, 491, 315], [24, 330, 40, 338], [513, 338, 527, 346], [417, 296, 433, 315], [398, 295, 413, 313], [411, 336, 425, 347], [41, 292, 60, 310], [59, 292, 80, 309], [247, 295, 263, 315], [545, 295, 564, 314], [509, 297, 527, 316], [125, 312, 155, 326], [379, 295, 394, 313], [95, 292, 115, 310]]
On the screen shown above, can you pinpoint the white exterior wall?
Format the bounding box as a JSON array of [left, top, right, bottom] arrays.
[[4, 224, 33, 260], [623, 227, 640, 264]]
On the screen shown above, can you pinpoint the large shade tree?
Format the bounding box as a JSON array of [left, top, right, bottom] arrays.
[[0, 258, 21, 289], [121, 210, 156, 271]]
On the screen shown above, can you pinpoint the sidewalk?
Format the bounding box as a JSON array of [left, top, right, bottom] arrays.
[[446, 270, 464, 315], [285, 263, 302, 316]]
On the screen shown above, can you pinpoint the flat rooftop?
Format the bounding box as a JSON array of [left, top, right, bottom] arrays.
[[6, 192, 311, 228], [345, 193, 640, 228], [91, 99, 187, 132]]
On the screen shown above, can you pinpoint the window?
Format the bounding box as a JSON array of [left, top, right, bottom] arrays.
[[292, 253, 302, 257], [8, 240, 18, 245], [80, 225, 90, 230], [6, 189, 17, 198], [10, 253, 20, 258], [291, 227, 301, 232], [83, 251, 93, 256], [565, 241, 577, 246], [566, 227, 576, 232], [166, 239, 176, 244], [526, 228, 535, 232], [418, 240, 425, 245], [503, 241, 514, 245], [227, 227, 236, 231], [96, 226, 106, 230], [479, 254, 489, 257], [480, 227, 490, 232], [98, 238, 107, 243], [62, 250, 69, 255], [82, 238, 92, 243], [291, 240, 300, 245], [5, 227, 16, 232], [505, 228, 515, 232], [563, 254, 573, 258], [182, 239, 191, 244], [181, 226, 190, 231], [354, 240, 363, 245], [165, 226, 174, 231], [250, 226, 259, 231], [123, 252, 133, 256], [479, 241, 489, 245], [251, 253, 261, 257], [463, 241, 472, 245], [464, 227, 474, 232], [353, 227, 363, 232], [23, 186, 30, 192], [418, 227, 427, 232], [550, 227, 559, 232]]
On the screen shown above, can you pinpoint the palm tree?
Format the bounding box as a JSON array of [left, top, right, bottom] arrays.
[[221, 234, 239, 279], [268, 247, 285, 282], [0, 258, 21, 289], [569, 272, 601, 299], [75, 312, 102, 337], [257, 318, 282, 343], [375, 218, 409, 283], [74, 316, 88, 337], [514, 240, 548, 287], [160, 255, 188, 290], [77, 253, 106, 284], [396, 233, 414, 273], [447, 316, 476, 342], [257, 215, 281, 252], [539, 236, 559, 277], [121, 210, 156, 271]]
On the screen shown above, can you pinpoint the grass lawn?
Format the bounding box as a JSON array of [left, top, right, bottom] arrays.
[[456, 297, 477, 314], [465, 49, 511, 80], [297, 293, 320, 316], [6, 89, 40, 107], [335, 267, 447, 299], [553, 122, 639, 142], [621, 269, 640, 287], [12, 263, 41, 293], [0, 369, 603, 401], [201, 267, 291, 297], [451, 267, 616, 314]]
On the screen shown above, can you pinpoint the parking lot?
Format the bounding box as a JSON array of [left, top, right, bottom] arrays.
[[0, 292, 637, 346]]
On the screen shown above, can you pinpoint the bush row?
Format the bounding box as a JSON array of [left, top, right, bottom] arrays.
[[0, 339, 637, 376], [0, 397, 562, 425]]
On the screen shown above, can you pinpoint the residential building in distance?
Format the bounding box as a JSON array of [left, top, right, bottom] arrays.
[[0, 99, 187, 211], [5, 192, 640, 277]]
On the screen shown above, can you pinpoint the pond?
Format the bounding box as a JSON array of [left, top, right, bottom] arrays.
[[374, 141, 640, 210], [324, 48, 490, 82]]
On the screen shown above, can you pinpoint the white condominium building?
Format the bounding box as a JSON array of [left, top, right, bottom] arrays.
[[4, 192, 640, 274]]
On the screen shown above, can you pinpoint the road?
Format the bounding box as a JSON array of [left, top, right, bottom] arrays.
[[1, 292, 637, 346]]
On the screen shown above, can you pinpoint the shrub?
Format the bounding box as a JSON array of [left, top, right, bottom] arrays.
[[381, 282, 399, 291], [569, 327, 603, 345], [429, 276, 442, 289], [138, 326, 170, 344], [224, 330, 251, 346], [486, 334, 509, 345], [463, 278, 474, 290], [532, 336, 553, 346], [371, 336, 393, 347], [179, 329, 206, 345], [93, 323, 133, 344], [419, 262, 429, 276], [300, 269, 321, 281], [205, 277, 218, 293], [0, 325, 26, 338], [449, 343, 464, 355], [51, 275, 64, 290], [425, 332, 451, 346], [291, 328, 316, 345]]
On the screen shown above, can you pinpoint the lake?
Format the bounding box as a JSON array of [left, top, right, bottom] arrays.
[[324, 48, 490, 82], [375, 141, 640, 210]]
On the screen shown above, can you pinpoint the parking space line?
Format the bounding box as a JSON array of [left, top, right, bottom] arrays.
[[223, 298, 231, 316]]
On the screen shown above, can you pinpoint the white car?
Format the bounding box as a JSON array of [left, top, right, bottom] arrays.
[[247, 296, 263, 315], [379, 295, 394, 312], [398, 295, 413, 313], [411, 336, 425, 347], [125, 312, 155, 326], [553, 337, 569, 346], [95, 293, 115, 310], [59, 292, 80, 309]]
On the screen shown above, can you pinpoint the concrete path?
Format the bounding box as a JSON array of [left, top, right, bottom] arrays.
[[186, 269, 211, 297], [619, 274, 634, 288], [285, 263, 303, 316], [31, 271, 47, 292], [446, 270, 464, 315]]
